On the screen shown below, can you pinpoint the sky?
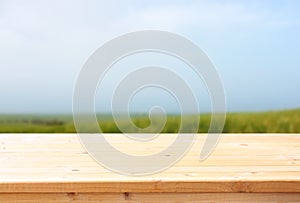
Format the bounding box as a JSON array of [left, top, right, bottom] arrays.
[[0, 0, 300, 114]]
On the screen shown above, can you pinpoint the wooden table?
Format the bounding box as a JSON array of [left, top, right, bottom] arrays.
[[0, 134, 300, 202]]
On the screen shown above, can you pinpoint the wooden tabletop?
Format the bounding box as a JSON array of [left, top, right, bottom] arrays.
[[0, 134, 300, 193]]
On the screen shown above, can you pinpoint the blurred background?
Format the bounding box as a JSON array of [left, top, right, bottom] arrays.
[[0, 0, 299, 133]]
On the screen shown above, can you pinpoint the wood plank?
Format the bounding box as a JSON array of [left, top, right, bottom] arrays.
[[0, 134, 300, 193], [1, 193, 300, 203], [1, 180, 300, 193]]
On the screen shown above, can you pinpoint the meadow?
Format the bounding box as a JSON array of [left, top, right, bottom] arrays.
[[0, 108, 299, 133]]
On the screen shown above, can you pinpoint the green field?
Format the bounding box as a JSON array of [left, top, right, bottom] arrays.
[[0, 108, 299, 133]]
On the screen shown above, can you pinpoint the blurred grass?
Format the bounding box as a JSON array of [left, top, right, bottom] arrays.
[[0, 108, 300, 133]]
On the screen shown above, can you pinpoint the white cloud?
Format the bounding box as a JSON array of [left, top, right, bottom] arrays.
[[117, 1, 299, 32]]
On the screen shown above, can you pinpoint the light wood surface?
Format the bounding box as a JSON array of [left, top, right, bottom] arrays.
[[0, 134, 300, 201]]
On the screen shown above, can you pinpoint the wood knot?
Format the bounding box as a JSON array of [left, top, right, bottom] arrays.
[[124, 192, 131, 200]]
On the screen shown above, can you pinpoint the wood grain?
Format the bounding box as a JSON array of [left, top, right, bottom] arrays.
[[1, 193, 300, 203], [0, 134, 300, 194]]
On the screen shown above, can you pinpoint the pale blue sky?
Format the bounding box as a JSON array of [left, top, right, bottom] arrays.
[[0, 0, 299, 113]]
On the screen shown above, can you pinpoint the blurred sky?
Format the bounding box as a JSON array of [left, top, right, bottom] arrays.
[[0, 0, 300, 113]]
